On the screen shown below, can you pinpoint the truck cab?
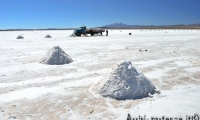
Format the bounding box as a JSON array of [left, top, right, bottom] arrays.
[[74, 26, 86, 36]]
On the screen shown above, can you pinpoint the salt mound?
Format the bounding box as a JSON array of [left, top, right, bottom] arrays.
[[40, 46, 73, 65], [45, 34, 51, 38], [16, 35, 24, 39], [93, 61, 156, 100]]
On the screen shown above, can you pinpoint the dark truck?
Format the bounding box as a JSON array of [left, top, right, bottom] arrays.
[[73, 26, 105, 36]]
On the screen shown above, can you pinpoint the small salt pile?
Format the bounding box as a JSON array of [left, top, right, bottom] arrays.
[[16, 35, 24, 39], [93, 61, 156, 100], [40, 46, 73, 65], [45, 34, 51, 38]]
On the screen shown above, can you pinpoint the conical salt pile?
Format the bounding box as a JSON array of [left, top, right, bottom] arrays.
[[16, 35, 24, 39], [40, 46, 73, 65], [45, 34, 51, 38], [93, 61, 156, 100]]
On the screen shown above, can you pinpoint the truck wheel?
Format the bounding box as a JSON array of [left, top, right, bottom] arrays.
[[76, 33, 81, 36]]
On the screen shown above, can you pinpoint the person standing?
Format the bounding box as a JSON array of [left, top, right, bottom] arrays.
[[106, 30, 108, 36], [100, 30, 102, 36]]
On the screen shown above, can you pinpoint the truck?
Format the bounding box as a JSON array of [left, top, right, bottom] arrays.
[[73, 26, 105, 36]]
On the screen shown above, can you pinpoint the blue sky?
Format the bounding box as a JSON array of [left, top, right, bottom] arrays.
[[0, 0, 200, 29]]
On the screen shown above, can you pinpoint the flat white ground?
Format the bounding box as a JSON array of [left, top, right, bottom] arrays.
[[0, 29, 199, 120]]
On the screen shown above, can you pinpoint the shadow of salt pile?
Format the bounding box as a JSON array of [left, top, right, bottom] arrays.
[[92, 61, 157, 100], [40, 46, 73, 65]]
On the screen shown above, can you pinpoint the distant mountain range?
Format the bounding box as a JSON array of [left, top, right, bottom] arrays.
[[100, 22, 200, 29], [103, 23, 132, 28]]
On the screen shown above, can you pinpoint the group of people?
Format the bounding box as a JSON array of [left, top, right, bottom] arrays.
[[100, 30, 108, 36]]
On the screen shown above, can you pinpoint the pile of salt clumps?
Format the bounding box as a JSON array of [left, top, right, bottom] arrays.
[[16, 35, 24, 39], [93, 61, 156, 100], [40, 46, 73, 65], [45, 34, 51, 38]]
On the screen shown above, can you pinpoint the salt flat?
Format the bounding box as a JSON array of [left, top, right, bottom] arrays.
[[0, 30, 199, 119]]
